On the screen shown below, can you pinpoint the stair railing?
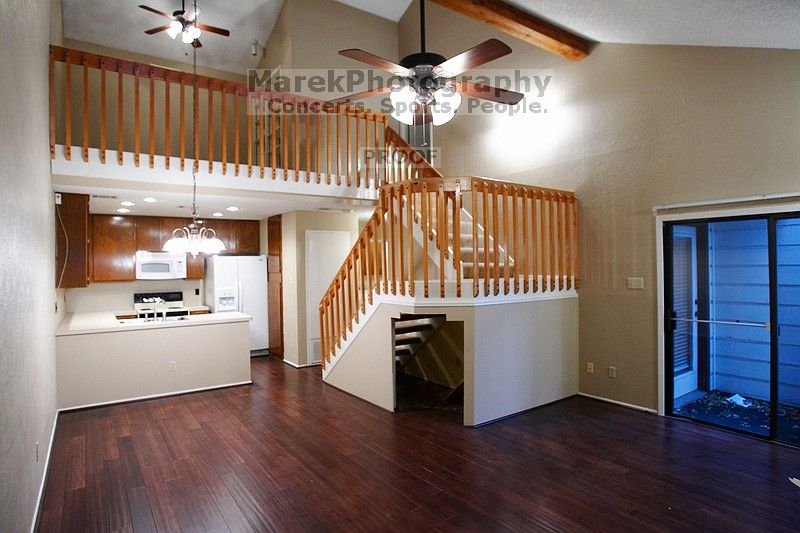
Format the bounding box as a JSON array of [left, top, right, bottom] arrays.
[[49, 45, 432, 190], [320, 176, 579, 368]]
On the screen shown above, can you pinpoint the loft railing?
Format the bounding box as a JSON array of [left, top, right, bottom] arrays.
[[49, 45, 435, 190], [319, 177, 579, 368]]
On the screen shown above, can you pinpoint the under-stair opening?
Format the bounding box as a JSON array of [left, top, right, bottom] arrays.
[[393, 314, 464, 416]]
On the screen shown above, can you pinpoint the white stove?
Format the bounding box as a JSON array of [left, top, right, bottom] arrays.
[[133, 291, 191, 319]]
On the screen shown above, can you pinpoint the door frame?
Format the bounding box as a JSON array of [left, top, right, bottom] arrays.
[[655, 202, 800, 417]]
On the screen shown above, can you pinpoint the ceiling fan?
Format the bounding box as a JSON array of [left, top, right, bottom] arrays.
[[139, 1, 230, 48], [331, 0, 524, 126]]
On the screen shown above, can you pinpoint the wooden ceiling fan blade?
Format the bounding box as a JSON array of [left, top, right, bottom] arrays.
[[339, 49, 411, 77], [456, 81, 524, 105], [434, 39, 512, 78], [327, 86, 392, 106], [138, 4, 172, 19], [192, 39, 202, 48], [196, 23, 230, 37], [145, 24, 171, 35]]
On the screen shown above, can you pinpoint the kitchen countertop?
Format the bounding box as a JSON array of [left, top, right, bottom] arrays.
[[57, 310, 250, 337], [113, 305, 210, 316]]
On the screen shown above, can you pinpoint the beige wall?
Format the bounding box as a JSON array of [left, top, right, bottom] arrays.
[[281, 210, 358, 366], [399, 1, 800, 410], [64, 279, 205, 313], [0, 0, 59, 530]]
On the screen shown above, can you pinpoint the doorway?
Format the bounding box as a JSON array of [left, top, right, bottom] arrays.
[[664, 214, 800, 446]]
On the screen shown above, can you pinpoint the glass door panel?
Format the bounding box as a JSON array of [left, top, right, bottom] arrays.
[[668, 219, 772, 436], [776, 217, 800, 446]]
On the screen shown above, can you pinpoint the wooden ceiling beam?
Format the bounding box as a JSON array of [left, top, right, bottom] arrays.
[[429, 0, 592, 61]]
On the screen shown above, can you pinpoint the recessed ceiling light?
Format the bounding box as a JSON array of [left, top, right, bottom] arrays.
[[226, 206, 239, 212], [142, 197, 157, 203], [117, 208, 131, 214], [212, 212, 224, 217], [120, 201, 135, 207]]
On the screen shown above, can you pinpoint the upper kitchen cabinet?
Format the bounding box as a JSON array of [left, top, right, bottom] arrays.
[[135, 216, 166, 252], [92, 215, 137, 282], [213, 219, 260, 255], [55, 193, 90, 288]]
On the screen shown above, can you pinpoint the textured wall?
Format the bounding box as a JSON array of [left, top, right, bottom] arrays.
[[0, 0, 59, 530], [399, 1, 800, 410]]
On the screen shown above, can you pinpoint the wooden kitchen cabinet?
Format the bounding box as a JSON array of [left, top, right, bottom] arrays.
[[55, 193, 90, 288], [135, 216, 166, 252], [212, 219, 260, 254], [92, 215, 137, 281]]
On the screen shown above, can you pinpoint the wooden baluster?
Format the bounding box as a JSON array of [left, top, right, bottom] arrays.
[[64, 51, 71, 160], [471, 186, 479, 297], [510, 187, 518, 293], [49, 48, 55, 159], [179, 75, 185, 170], [117, 63, 124, 165], [319, 304, 325, 368], [326, 109, 332, 184], [259, 92, 266, 178], [99, 59, 107, 164], [366, 225, 373, 306], [573, 196, 580, 289], [454, 188, 462, 298], [293, 99, 299, 181], [549, 192, 556, 291], [270, 96, 277, 179], [492, 184, 500, 296], [482, 183, 490, 296], [220, 84, 227, 175], [371, 218, 380, 295], [439, 185, 447, 298], [305, 104, 311, 182], [355, 116, 361, 188], [353, 252, 361, 323], [364, 115, 371, 188], [246, 92, 252, 177], [134, 66, 140, 167], [347, 258, 354, 331], [149, 72, 155, 168], [234, 88, 239, 176], [374, 116, 380, 187], [422, 183, 429, 298], [566, 195, 573, 290], [521, 188, 530, 293], [282, 99, 289, 181], [81, 55, 89, 162], [502, 185, 510, 294], [535, 192, 542, 292], [316, 105, 322, 184], [345, 113, 351, 186], [164, 74, 170, 169], [406, 183, 414, 297], [539, 192, 548, 292], [557, 193, 565, 291], [398, 187, 406, 296], [388, 188, 397, 295], [360, 240, 367, 312], [337, 278, 344, 346]]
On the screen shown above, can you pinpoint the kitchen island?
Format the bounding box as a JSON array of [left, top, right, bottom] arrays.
[[56, 311, 252, 410]]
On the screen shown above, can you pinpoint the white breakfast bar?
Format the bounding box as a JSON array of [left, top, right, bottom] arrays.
[[56, 311, 252, 410]]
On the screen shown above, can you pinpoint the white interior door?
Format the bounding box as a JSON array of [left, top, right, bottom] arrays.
[[305, 231, 352, 363]]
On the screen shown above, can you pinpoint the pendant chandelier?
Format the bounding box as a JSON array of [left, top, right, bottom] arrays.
[[163, 22, 225, 258]]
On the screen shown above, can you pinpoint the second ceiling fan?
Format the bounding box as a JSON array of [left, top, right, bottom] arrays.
[[332, 0, 524, 125]]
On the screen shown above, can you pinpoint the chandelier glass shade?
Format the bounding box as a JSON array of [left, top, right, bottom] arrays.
[[389, 83, 462, 126], [163, 223, 225, 257]]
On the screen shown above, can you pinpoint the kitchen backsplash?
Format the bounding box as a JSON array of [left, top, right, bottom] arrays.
[[65, 279, 204, 313]]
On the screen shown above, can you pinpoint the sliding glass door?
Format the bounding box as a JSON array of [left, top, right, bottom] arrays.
[[665, 215, 800, 444]]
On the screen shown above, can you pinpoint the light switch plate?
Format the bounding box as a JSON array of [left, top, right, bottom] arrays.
[[627, 277, 645, 290]]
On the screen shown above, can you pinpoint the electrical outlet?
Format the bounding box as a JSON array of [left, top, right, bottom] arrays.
[[195, 288, 200, 296], [627, 277, 645, 290], [608, 366, 617, 378], [169, 361, 177, 372], [586, 362, 594, 374]]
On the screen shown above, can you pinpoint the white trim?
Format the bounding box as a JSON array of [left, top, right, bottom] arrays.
[[57, 381, 252, 412], [578, 393, 657, 414], [283, 359, 321, 369], [30, 412, 58, 533], [656, 217, 666, 415], [653, 191, 800, 213]]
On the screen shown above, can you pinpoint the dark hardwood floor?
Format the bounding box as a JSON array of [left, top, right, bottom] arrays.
[[38, 357, 800, 532]]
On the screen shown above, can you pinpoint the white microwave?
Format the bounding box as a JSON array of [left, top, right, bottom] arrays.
[[135, 251, 187, 280]]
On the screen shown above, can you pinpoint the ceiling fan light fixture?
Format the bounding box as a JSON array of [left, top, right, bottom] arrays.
[[166, 20, 182, 39], [389, 85, 419, 125], [431, 87, 462, 126]]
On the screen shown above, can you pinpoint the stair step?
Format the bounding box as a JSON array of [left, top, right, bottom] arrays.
[[395, 324, 435, 334], [395, 336, 423, 346]]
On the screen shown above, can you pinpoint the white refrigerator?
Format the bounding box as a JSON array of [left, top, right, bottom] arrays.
[[205, 255, 268, 354]]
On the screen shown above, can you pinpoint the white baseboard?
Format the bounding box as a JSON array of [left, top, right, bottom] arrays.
[[57, 381, 253, 412], [578, 393, 658, 414], [30, 412, 58, 533], [283, 359, 321, 368]]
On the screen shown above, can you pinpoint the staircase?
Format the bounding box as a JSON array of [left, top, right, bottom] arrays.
[[394, 314, 446, 365]]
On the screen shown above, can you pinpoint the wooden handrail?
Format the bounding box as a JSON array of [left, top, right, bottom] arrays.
[[49, 45, 433, 191], [320, 176, 579, 368]]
